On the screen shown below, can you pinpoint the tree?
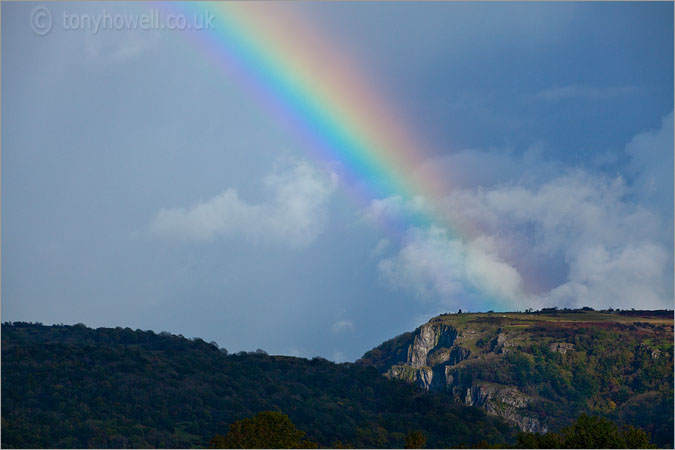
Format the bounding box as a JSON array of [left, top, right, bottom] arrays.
[[208, 434, 226, 449], [516, 414, 655, 449], [210, 411, 318, 449], [622, 425, 653, 449], [404, 430, 427, 449]]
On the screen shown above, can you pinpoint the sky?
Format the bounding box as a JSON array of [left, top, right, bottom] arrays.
[[2, 1, 673, 362]]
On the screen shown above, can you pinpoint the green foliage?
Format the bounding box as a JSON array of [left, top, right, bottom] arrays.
[[360, 310, 674, 448], [455, 439, 510, 449], [516, 414, 655, 449], [208, 434, 227, 449], [404, 430, 427, 449], [1, 323, 516, 449], [210, 411, 317, 449]]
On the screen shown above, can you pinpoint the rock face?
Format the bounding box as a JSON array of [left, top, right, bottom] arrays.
[[386, 364, 434, 391], [465, 383, 546, 433], [359, 310, 674, 447], [407, 323, 457, 368], [378, 320, 545, 432], [384, 322, 459, 391], [550, 342, 574, 354]]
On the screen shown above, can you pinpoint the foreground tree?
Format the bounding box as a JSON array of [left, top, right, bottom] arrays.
[[404, 430, 427, 449], [516, 414, 655, 449], [209, 434, 227, 449], [209, 411, 318, 449]]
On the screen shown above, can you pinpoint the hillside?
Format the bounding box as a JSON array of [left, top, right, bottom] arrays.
[[1, 322, 516, 448], [357, 309, 674, 448]]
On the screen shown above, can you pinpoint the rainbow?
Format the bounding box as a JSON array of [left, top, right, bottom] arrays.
[[167, 2, 450, 218], [163, 2, 510, 310]]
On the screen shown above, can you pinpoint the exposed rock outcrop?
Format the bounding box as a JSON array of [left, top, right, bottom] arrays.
[[386, 364, 435, 391], [407, 323, 457, 367], [489, 330, 518, 354], [380, 320, 544, 432], [360, 310, 674, 444], [549, 342, 574, 354], [465, 382, 546, 433], [384, 323, 459, 390]]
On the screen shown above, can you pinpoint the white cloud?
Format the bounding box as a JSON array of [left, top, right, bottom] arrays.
[[465, 235, 523, 301], [468, 172, 671, 309], [545, 243, 670, 310], [371, 238, 390, 257], [378, 226, 523, 307], [150, 161, 338, 247], [331, 319, 355, 334], [625, 111, 674, 212], [375, 113, 673, 311], [364, 195, 429, 223]]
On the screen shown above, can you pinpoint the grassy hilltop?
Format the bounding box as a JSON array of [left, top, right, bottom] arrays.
[[358, 309, 674, 447], [2, 309, 672, 448]]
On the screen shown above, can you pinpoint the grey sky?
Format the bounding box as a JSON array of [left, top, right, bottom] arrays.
[[2, 2, 673, 361]]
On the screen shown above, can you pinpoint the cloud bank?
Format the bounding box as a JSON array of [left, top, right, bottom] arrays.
[[374, 112, 674, 311], [331, 320, 355, 334], [379, 227, 522, 309], [150, 161, 338, 247]]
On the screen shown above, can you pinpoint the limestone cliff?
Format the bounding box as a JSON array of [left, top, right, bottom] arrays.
[[359, 310, 674, 439], [406, 322, 457, 368], [372, 318, 544, 432], [464, 382, 545, 433], [363, 313, 612, 434], [358, 310, 675, 445], [382, 322, 460, 390]]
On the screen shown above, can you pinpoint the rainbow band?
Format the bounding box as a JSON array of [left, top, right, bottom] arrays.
[[164, 2, 510, 310], [174, 2, 448, 209]]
